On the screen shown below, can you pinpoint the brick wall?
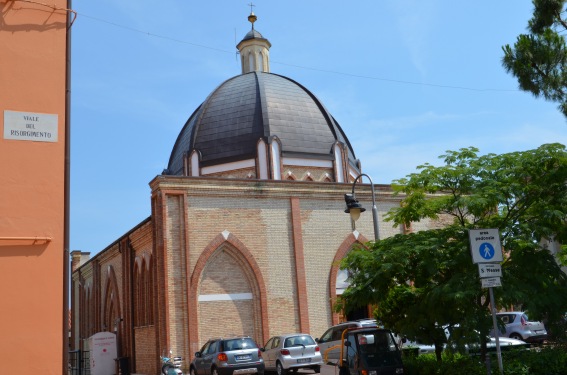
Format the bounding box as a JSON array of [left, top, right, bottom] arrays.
[[134, 326, 157, 375]]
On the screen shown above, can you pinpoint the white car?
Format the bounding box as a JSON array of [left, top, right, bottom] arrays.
[[491, 312, 548, 343], [261, 334, 322, 375], [402, 327, 529, 355]]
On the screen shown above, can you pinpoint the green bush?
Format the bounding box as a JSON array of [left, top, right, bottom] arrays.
[[401, 346, 567, 375]]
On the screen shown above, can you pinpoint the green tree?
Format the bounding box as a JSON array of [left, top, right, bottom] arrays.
[[502, 0, 567, 117], [337, 144, 567, 363]]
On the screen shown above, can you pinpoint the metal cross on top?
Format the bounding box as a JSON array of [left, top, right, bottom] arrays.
[[248, 2, 255, 13]]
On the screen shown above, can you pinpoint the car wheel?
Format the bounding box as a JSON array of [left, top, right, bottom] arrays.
[[276, 361, 287, 375], [314, 366, 321, 373], [510, 333, 523, 341]]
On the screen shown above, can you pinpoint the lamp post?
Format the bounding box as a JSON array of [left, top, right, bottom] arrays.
[[344, 173, 379, 241]]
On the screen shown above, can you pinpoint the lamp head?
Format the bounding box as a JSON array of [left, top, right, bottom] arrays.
[[344, 193, 366, 221]]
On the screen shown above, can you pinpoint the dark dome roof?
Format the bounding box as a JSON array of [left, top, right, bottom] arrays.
[[242, 29, 265, 41], [167, 71, 357, 175]]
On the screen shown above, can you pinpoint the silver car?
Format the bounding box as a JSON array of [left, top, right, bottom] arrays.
[[261, 334, 322, 375], [190, 336, 265, 375], [492, 312, 547, 343]]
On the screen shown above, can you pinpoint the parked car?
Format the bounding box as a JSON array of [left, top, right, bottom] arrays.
[[261, 333, 322, 374], [403, 326, 529, 355], [405, 336, 528, 355], [492, 312, 548, 343], [190, 336, 264, 375], [315, 319, 378, 361]]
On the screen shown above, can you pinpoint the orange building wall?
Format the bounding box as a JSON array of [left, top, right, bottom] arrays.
[[0, 1, 69, 374]]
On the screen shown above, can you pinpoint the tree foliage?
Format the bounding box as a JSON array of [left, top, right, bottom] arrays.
[[337, 144, 567, 362], [502, 0, 567, 117]]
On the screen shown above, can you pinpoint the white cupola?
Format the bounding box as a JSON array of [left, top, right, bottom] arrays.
[[236, 11, 271, 74]]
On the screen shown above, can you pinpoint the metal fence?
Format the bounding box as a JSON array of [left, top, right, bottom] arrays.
[[69, 350, 90, 375]]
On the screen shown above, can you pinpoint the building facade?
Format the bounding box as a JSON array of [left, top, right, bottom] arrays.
[[1, 1, 71, 374], [71, 12, 444, 374]]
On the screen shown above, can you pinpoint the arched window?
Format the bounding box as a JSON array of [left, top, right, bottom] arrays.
[[248, 53, 255, 72], [258, 53, 264, 72]]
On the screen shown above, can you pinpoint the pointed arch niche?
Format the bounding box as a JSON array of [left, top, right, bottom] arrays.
[[134, 254, 154, 327], [189, 232, 269, 350], [102, 265, 122, 333], [328, 232, 369, 325]]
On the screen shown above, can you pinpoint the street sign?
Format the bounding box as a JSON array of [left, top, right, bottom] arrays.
[[481, 277, 502, 288], [469, 228, 503, 264], [478, 263, 502, 278]]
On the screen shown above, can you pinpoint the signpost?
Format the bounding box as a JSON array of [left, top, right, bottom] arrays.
[[478, 263, 502, 278], [469, 228, 504, 375]]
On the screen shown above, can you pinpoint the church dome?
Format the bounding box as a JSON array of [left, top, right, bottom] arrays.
[[165, 12, 360, 182]]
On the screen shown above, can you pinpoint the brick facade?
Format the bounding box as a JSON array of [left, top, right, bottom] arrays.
[[71, 177, 440, 374]]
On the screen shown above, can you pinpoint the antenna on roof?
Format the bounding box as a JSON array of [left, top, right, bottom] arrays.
[[234, 28, 239, 61]]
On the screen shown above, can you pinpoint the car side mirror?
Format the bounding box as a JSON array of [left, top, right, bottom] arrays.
[[194, 352, 202, 358], [402, 338, 407, 344], [344, 341, 351, 347], [260, 348, 265, 352], [315, 338, 320, 343]]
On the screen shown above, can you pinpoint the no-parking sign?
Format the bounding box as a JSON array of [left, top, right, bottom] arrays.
[[468, 228, 503, 264]]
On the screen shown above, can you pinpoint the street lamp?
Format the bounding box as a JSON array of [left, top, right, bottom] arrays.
[[344, 173, 379, 241]]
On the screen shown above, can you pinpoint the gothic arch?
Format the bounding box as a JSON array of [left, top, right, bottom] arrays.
[[328, 232, 369, 325], [133, 260, 141, 326], [102, 265, 121, 332], [189, 232, 269, 351], [144, 255, 154, 325]]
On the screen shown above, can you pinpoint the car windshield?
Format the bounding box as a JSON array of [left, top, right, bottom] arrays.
[[223, 338, 257, 351], [284, 335, 315, 347]]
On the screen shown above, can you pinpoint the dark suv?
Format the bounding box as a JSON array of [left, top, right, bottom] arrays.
[[190, 336, 265, 375]]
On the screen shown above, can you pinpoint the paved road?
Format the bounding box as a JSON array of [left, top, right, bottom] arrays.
[[290, 364, 338, 375]]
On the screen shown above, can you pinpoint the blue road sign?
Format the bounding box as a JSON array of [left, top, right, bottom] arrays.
[[479, 243, 495, 260], [469, 228, 503, 264]]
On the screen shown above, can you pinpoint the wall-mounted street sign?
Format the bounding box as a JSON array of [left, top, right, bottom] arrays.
[[3, 110, 58, 143], [478, 263, 502, 278], [481, 277, 502, 288], [468, 228, 503, 264]]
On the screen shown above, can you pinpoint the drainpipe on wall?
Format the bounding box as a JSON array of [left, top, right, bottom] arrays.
[[63, 0, 72, 373]]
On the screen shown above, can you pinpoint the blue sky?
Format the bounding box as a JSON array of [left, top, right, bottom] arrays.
[[71, 1, 567, 255]]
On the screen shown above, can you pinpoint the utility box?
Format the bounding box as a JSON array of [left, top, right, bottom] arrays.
[[89, 332, 117, 375]]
